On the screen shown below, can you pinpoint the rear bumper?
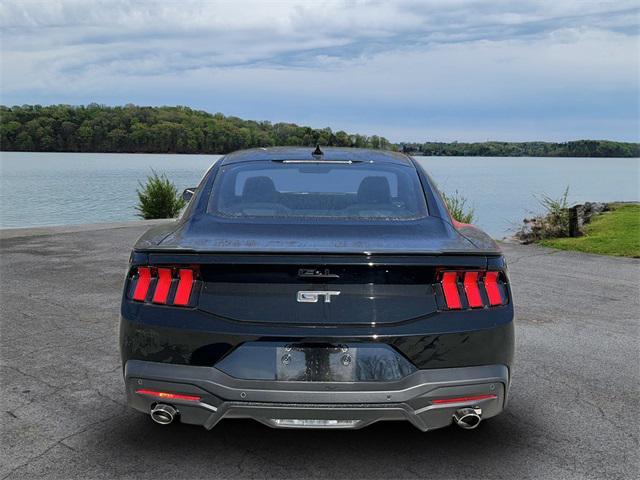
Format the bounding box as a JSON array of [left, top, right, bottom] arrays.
[[125, 360, 509, 431]]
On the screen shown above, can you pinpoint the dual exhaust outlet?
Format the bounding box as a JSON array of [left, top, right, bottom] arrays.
[[149, 403, 483, 430]]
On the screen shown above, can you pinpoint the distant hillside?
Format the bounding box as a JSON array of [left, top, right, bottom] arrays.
[[1, 104, 638, 157], [399, 140, 640, 158], [0, 104, 392, 154]]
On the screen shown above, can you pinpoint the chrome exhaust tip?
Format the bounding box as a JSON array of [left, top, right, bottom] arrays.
[[453, 407, 482, 430], [150, 404, 177, 425]]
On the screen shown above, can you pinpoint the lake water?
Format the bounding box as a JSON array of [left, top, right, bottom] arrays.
[[1, 152, 638, 237]]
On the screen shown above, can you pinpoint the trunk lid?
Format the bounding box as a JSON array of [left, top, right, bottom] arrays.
[[143, 253, 488, 326], [137, 216, 496, 326], [138, 216, 498, 255]]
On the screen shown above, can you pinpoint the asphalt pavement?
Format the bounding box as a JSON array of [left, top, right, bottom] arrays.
[[1, 222, 638, 479]]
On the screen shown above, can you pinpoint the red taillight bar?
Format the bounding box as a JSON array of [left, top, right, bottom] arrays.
[[432, 394, 497, 405], [173, 269, 194, 306], [441, 271, 462, 309], [132, 267, 151, 301], [135, 389, 201, 402], [152, 268, 172, 304], [463, 271, 483, 308], [484, 271, 503, 306]]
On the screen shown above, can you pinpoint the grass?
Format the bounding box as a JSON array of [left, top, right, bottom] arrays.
[[442, 190, 475, 224], [539, 203, 640, 258]]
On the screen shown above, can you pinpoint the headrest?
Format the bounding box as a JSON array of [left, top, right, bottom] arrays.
[[242, 176, 277, 202], [357, 176, 391, 204]]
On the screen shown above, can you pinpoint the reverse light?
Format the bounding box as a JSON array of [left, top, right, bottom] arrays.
[[432, 394, 497, 405], [135, 389, 201, 402]]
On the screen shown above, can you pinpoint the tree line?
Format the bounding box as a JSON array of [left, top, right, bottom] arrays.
[[1, 104, 638, 157], [399, 140, 639, 158], [0, 104, 391, 154]]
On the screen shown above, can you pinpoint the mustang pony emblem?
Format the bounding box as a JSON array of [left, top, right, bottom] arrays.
[[296, 291, 341, 303]]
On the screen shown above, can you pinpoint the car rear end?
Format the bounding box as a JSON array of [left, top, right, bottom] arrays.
[[119, 148, 514, 431]]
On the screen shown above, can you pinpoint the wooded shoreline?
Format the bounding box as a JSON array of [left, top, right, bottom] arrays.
[[2, 104, 638, 157]]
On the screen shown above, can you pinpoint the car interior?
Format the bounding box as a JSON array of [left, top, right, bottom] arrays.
[[211, 170, 426, 219]]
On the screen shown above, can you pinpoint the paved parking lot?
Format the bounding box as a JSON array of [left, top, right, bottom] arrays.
[[1, 222, 638, 479]]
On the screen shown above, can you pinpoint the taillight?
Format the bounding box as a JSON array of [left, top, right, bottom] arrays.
[[132, 266, 151, 301], [129, 266, 196, 307], [152, 268, 172, 304], [463, 271, 483, 308], [441, 271, 462, 310], [483, 271, 503, 306], [438, 270, 507, 310], [173, 269, 194, 306]]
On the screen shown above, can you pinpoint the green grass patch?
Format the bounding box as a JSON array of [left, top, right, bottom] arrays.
[[539, 203, 640, 258]]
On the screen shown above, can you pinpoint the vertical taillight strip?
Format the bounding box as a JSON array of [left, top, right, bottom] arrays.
[[441, 271, 462, 310], [152, 268, 172, 304], [132, 267, 152, 301], [463, 271, 483, 308], [483, 271, 503, 306], [173, 269, 194, 306]]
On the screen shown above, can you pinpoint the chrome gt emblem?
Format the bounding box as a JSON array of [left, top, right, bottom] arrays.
[[296, 291, 341, 303]]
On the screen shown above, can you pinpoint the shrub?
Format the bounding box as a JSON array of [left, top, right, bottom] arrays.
[[442, 190, 475, 224], [514, 186, 571, 242], [136, 170, 186, 219], [535, 186, 570, 237]]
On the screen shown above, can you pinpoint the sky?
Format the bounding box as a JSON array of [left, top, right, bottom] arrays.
[[1, 0, 639, 142]]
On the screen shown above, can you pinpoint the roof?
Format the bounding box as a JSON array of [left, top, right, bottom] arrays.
[[220, 147, 413, 166]]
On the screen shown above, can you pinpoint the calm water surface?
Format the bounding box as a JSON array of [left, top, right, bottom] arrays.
[[1, 152, 638, 237]]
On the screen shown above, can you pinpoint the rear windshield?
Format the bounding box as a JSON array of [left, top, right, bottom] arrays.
[[207, 161, 428, 220]]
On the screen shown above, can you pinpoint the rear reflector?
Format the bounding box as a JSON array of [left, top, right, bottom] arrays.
[[132, 267, 151, 301], [441, 271, 462, 309], [173, 269, 194, 306], [484, 271, 503, 306], [432, 394, 497, 405], [463, 271, 483, 308], [135, 389, 201, 402], [152, 268, 172, 304]]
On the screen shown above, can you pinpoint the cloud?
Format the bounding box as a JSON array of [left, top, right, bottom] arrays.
[[1, 0, 638, 141]]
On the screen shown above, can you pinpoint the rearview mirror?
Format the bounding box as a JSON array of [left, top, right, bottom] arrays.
[[182, 188, 196, 202]]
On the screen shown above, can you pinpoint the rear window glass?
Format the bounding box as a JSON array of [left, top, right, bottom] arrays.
[[207, 161, 428, 220]]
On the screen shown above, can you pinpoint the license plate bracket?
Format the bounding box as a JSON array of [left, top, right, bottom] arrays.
[[276, 345, 357, 381]]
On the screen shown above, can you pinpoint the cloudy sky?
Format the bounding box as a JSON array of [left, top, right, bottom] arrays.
[[1, 0, 638, 142]]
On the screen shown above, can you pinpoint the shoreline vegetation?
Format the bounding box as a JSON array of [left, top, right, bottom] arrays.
[[513, 200, 639, 258], [540, 203, 639, 258], [2, 104, 639, 157]]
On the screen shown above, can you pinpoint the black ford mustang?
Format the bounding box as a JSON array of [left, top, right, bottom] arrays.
[[120, 147, 514, 431]]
